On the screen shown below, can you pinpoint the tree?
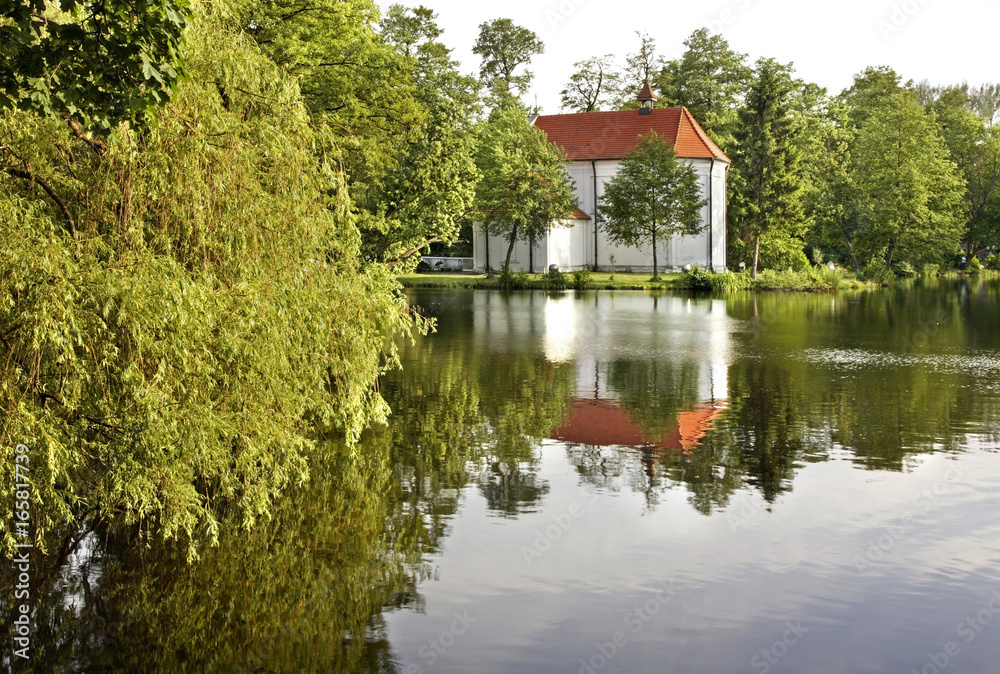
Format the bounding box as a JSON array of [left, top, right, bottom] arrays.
[[730, 59, 806, 277], [0, 0, 189, 135], [843, 68, 966, 269], [561, 55, 620, 113], [473, 101, 576, 271], [1, 1, 417, 558], [656, 28, 750, 151], [614, 32, 661, 108], [931, 88, 1000, 257], [472, 18, 544, 98], [361, 4, 481, 267], [598, 132, 706, 279], [242, 0, 480, 268]]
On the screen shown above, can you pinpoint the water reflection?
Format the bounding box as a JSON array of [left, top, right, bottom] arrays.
[[9, 283, 1000, 673]]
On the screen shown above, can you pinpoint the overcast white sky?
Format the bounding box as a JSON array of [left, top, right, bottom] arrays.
[[376, 0, 1000, 113]]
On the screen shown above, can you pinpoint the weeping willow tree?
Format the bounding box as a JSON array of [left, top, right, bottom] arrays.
[[0, 1, 419, 559]]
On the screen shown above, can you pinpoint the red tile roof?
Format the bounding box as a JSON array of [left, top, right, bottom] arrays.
[[570, 209, 591, 220], [534, 107, 730, 163], [637, 82, 657, 101]]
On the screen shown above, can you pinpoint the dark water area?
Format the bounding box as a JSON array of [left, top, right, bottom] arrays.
[[6, 279, 1000, 673]]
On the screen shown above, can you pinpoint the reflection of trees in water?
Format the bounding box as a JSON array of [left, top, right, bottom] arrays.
[[381, 333, 574, 522], [3, 444, 418, 672]]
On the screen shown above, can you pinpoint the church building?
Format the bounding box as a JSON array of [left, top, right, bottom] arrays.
[[473, 86, 730, 274]]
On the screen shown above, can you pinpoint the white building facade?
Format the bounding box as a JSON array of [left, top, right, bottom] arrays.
[[473, 100, 730, 274]]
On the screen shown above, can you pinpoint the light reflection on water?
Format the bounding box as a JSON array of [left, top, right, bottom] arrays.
[[11, 282, 1000, 673], [386, 286, 1000, 674]]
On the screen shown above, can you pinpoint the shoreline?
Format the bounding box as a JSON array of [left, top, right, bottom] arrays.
[[397, 270, 997, 292]]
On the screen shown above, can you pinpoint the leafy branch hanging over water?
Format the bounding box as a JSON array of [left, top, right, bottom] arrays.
[[0, 1, 419, 559]]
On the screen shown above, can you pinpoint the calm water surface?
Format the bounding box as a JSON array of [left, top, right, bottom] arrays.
[[9, 280, 1000, 673], [379, 283, 1000, 674]]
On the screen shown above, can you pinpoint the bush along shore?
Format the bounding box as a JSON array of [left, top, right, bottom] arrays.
[[398, 264, 1000, 292]]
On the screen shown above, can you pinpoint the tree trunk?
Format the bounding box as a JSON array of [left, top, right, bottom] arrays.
[[751, 236, 761, 279], [651, 229, 658, 280], [837, 220, 862, 275], [504, 224, 518, 271], [884, 239, 895, 269]]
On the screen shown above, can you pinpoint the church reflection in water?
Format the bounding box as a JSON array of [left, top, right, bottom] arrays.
[[469, 291, 734, 482]]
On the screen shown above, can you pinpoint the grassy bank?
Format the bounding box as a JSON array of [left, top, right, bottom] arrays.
[[398, 267, 870, 291], [398, 266, 1000, 292], [397, 271, 685, 291]]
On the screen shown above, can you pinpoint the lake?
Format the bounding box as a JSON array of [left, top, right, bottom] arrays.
[[11, 280, 1000, 673]]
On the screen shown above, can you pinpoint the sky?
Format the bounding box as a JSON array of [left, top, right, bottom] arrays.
[[375, 0, 1000, 113]]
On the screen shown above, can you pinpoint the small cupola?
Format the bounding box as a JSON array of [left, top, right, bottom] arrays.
[[637, 82, 657, 115]]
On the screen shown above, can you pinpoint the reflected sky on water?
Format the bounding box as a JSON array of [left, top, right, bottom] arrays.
[[9, 281, 1000, 673]]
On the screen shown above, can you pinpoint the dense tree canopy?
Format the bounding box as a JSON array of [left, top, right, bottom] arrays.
[[0, 0, 189, 134], [0, 0, 419, 558], [730, 59, 807, 276], [472, 18, 544, 98]]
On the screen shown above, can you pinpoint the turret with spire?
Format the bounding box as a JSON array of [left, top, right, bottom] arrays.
[[637, 82, 656, 115]]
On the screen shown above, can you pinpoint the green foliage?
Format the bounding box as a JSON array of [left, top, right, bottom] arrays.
[[711, 271, 752, 292], [985, 254, 1000, 271], [730, 58, 806, 276], [472, 18, 544, 98], [863, 262, 895, 284], [656, 28, 749, 150], [473, 100, 577, 270], [923, 263, 942, 276], [682, 266, 714, 290], [931, 89, 1000, 257], [614, 32, 662, 108], [496, 267, 530, 289], [561, 55, 620, 112], [0, 0, 190, 135], [892, 260, 917, 278], [0, 3, 415, 558], [843, 68, 966, 270], [966, 255, 983, 273], [239, 0, 479, 269], [571, 269, 593, 289], [545, 268, 568, 290], [598, 132, 706, 279]]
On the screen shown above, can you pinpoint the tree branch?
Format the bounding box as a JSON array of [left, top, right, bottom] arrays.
[[387, 238, 441, 267], [66, 118, 108, 155], [2, 167, 77, 238]]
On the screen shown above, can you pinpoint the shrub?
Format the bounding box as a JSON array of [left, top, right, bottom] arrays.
[[967, 256, 983, 274], [862, 262, 894, 285], [544, 267, 567, 290], [985, 254, 1000, 271], [710, 270, 751, 292], [891, 260, 917, 278], [572, 269, 592, 290], [922, 263, 941, 276], [682, 266, 714, 290]]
